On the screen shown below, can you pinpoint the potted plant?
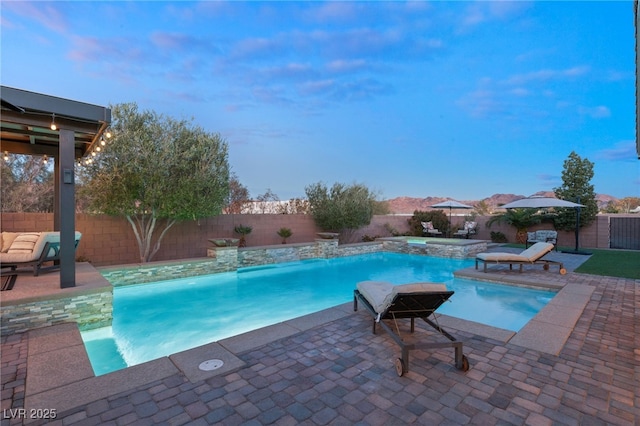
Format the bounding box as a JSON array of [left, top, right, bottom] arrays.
[[277, 227, 293, 244], [234, 224, 253, 247]]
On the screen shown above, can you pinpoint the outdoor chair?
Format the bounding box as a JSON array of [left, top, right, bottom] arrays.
[[421, 221, 442, 237], [475, 242, 566, 274], [453, 221, 477, 239], [354, 280, 469, 376], [0, 231, 82, 276]]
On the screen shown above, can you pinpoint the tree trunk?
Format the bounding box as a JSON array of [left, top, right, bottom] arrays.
[[126, 214, 177, 262]]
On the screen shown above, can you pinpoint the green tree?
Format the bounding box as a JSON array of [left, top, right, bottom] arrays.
[[0, 154, 54, 212], [305, 182, 379, 241], [553, 151, 598, 231], [407, 210, 449, 236], [79, 103, 230, 262]]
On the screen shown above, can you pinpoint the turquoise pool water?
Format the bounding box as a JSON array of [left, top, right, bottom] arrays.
[[82, 252, 556, 376]]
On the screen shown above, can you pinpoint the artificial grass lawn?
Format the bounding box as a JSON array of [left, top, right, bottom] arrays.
[[571, 248, 640, 280], [505, 244, 640, 279]]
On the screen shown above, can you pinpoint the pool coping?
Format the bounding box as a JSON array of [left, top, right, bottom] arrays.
[[23, 268, 595, 416]]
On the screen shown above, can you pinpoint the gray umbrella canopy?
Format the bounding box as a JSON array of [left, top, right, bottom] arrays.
[[501, 196, 587, 254], [431, 200, 473, 236], [431, 200, 474, 209], [501, 196, 584, 209]]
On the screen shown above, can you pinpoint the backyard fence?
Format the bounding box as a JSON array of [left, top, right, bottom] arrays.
[[0, 213, 635, 267]]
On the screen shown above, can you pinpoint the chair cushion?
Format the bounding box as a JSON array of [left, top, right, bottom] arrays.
[[519, 242, 554, 261], [391, 283, 448, 295], [476, 252, 528, 262], [358, 281, 448, 315], [1, 232, 21, 253], [7, 233, 41, 254], [477, 242, 553, 263], [357, 281, 394, 314]]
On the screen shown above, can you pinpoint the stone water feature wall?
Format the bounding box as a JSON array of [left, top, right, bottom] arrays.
[[1, 290, 113, 336]]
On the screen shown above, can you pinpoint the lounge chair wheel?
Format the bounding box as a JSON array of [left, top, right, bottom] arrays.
[[560, 268, 567, 275], [457, 355, 470, 372], [394, 358, 405, 377]]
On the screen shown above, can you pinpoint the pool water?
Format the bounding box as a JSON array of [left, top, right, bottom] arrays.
[[82, 252, 556, 376]]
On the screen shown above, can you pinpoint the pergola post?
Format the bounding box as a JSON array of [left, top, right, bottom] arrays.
[[58, 128, 76, 288]]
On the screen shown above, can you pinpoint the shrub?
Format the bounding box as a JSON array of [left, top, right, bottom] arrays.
[[407, 210, 449, 236], [490, 231, 508, 243]]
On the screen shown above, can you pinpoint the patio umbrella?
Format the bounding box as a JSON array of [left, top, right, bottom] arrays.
[[500, 196, 584, 209], [501, 196, 588, 254], [431, 200, 473, 237]]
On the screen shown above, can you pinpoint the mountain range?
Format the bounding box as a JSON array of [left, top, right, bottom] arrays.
[[385, 191, 619, 214]]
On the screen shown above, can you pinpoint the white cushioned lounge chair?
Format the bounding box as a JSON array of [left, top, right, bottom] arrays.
[[0, 231, 82, 276], [475, 242, 566, 274]]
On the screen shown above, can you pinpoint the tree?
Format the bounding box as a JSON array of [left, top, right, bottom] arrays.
[[255, 188, 280, 214], [224, 174, 250, 214], [79, 103, 230, 262], [553, 151, 598, 232], [0, 154, 54, 212], [305, 182, 380, 242], [407, 210, 449, 236], [486, 208, 542, 244], [474, 200, 492, 216]]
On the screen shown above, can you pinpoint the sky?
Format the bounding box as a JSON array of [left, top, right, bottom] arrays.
[[1, 1, 638, 201]]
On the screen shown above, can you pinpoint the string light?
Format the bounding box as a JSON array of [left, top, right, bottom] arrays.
[[3, 151, 9, 161], [50, 114, 57, 131], [42, 155, 49, 164]]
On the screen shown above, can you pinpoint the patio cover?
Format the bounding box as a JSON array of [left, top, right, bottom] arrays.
[[0, 86, 111, 287]]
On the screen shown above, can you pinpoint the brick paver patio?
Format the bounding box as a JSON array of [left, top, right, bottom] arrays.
[[2, 268, 639, 425]]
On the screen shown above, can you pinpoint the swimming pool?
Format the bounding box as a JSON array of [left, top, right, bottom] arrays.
[[82, 252, 556, 375]]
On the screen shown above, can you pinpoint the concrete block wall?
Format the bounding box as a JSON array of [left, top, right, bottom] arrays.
[[0, 212, 621, 267]]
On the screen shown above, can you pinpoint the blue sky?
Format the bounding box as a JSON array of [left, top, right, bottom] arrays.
[[2, 1, 638, 201]]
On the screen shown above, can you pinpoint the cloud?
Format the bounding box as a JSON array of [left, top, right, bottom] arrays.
[[578, 105, 611, 119], [505, 66, 590, 85], [457, 1, 532, 33], [456, 89, 499, 118], [537, 173, 560, 186], [595, 141, 637, 161], [2, 1, 68, 34], [326, 59, 370, 74]]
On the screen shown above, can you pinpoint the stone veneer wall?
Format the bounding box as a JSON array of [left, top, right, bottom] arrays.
[[381, 239, 488, 259], [1, 290, 113, 336], [101, 238, 486, 288], [100, 257, 234, 287]]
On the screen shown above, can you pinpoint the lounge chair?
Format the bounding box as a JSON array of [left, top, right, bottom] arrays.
[[475, 242, 566, 274], [0, 231, 82, 276], [421, 221, 442, 237], [453, 221, 477, 239], [354, 280, 469, 376]]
